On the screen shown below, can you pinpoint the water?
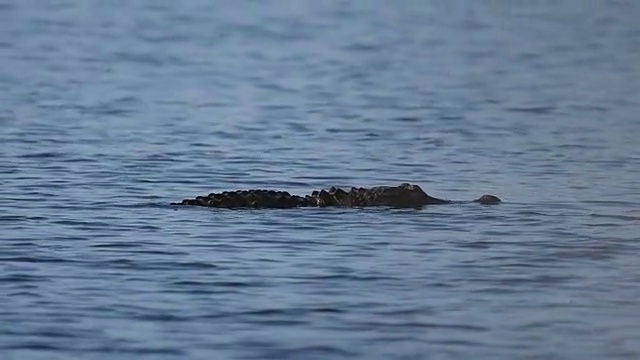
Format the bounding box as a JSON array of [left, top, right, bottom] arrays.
[[1, 1, 639, 359]]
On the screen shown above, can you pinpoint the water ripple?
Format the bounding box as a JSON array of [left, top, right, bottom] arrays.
[[1, 1, 639, 359]]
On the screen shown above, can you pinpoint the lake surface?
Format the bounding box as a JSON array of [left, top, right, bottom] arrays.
[[1, 1, 639, 359]]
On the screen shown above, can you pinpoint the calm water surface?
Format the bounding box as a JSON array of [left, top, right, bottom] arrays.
[[1, 1, 639, 359]]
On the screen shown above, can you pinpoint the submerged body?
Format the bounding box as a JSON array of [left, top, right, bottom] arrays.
[[172, 183, 501, 209]]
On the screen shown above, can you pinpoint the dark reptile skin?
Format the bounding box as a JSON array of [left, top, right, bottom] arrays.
[[172, 183, 501, 209]]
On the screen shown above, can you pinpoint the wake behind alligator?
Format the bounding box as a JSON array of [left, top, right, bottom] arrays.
[[172, 183, 501, 209]]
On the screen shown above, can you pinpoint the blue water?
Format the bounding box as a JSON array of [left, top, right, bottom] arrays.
[[1, 1, 640, 359]]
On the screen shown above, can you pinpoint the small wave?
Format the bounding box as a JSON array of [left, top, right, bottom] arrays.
[[506, 106, 555, 114], [19, 152, 66, 159], [0, 256, 78, 264], [0, 274, 50, 283]]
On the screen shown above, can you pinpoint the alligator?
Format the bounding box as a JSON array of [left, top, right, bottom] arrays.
[[172, 183, 501, 209]]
